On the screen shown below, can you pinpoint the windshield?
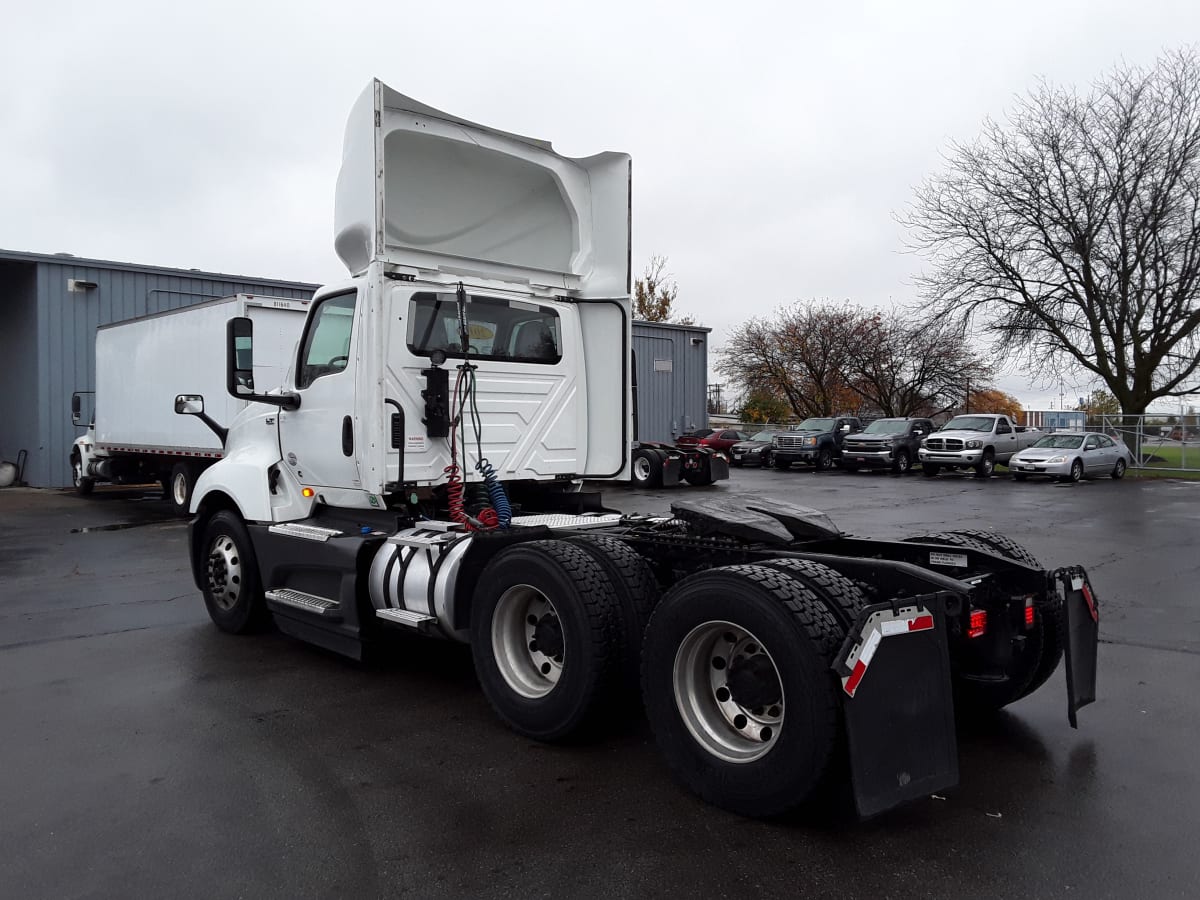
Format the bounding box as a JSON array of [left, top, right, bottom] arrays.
[[863, 419, 908, 434], [1032, 434, 1084, 449], [795, 418, 835, 432], [942, 416, 995, 433], [750, 431, 777, 442]]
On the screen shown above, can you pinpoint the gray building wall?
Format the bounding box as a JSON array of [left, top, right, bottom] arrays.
[[0, 250, 317, 488], [632, 320, 711, 444]]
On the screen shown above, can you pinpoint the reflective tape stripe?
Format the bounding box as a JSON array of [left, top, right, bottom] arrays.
[[841, 605, 937, 698]]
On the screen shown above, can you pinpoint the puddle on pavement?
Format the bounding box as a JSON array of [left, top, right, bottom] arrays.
[[71, 519, 179, 534]]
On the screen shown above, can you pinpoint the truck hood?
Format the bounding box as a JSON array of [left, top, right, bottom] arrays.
[[334, 80, 631, 297], [928, 429, 994, 442]]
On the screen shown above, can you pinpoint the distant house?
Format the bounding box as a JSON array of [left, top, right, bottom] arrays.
[[1024, 409, 1087, 431]]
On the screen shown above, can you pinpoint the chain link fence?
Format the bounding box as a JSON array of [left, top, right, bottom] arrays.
[[1098, 415, 1200, 474]]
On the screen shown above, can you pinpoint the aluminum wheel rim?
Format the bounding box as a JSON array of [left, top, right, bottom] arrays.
[[206, 534, 242, 612], [491, 585, 563, 699], [633, 456, 652, 482], [173, 471, 189, 507], [1071, 460, 1083, 481], [673, 621, 784, 764]]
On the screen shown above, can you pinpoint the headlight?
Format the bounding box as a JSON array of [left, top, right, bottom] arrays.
[[965, 440, 983, 449], [1046, 455, 1066, 464], [879, 439, 894, 448], [920, 439, 928, 448], [804, 437, 817, 446]]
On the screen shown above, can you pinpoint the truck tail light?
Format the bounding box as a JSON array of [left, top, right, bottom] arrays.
[[968, 609, 987, 639], [1024, 596, 1035, 629]]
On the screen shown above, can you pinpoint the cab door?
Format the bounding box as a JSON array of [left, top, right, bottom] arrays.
[[277, 289, 363, 491]]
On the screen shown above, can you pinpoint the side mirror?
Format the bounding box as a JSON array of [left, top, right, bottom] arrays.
[[227, 316, 255, 398], [71, 392, 83, 426], [841, 424, 851, 432], [175, 394, 205, 415]]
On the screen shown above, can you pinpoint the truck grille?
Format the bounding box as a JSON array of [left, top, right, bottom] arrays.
[[774, 434, 808, 449], [843, 439, 882, 453], [925, 438, 963, 451]]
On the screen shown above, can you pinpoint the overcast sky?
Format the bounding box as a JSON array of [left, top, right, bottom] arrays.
[[3, 0, 1197, 409]]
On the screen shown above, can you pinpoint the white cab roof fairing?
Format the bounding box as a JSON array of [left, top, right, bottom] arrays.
[[334, 80, 631, 298]]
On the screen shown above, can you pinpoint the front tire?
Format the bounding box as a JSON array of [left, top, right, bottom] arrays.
[[71, 452, 95, 496], [892, 450, 911, 474], [470, 540, 621, 741], [974, 451, 995, 478], [814, 447, 833, 471], [1064, 458, 1084, 483], [201, 510, 270, 634], [641, 565, 843, 818], [168, 462, 196, 516]]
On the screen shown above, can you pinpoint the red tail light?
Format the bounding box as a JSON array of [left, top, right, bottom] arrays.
[[1024, 601, 1035, 629], [968, 609, 987, 639]]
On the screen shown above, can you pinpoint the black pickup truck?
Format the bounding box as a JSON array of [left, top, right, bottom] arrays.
[[840, 417, 934, 474], [772, 416, 862, 471]]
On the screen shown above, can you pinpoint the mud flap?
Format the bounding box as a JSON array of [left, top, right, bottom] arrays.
[[661, 455, 682, 487], [833, 596, 959, 818], [1052, 566, 1099, 728]]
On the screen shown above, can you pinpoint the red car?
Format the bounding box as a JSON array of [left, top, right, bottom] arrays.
[[674, 428, 715, 449], [696, 428, 752, 452]]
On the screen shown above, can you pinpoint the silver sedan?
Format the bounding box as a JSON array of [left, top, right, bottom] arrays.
[[1009, 431, 1133, 482]]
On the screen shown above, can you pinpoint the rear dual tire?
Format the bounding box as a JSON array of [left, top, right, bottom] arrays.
[[642, 564, 854, 818]]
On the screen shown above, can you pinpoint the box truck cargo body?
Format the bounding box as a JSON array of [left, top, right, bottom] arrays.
[[71, 294, 309, 513]]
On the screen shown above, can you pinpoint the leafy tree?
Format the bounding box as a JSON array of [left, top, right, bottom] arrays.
[[738, 389, 792, 424], [1080, 388, 1120, 425], [906, 50, 1200, 417], [965, 387, 1023, 420], [634, 255, 694, 324]]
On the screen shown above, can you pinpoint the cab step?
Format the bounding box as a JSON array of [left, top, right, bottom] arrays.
[[266, 588, 342, 620], [376, 607, 438, 634]]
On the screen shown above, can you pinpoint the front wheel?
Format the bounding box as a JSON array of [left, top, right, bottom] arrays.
[[201, 510, 269, 634], [974, 451, 995, 478], [814, 447, 833, 471], [168, 462, 196, 516], [641, 565, 843, 818], [1112, 458, 1127, 480], [71, 452, 95, 496], [1063, 458, 1084, 483], [892, 450, 911, 474], [471, 540, 621, 741]]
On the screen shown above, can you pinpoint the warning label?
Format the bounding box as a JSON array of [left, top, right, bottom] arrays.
[[929, 551, 969, 568]]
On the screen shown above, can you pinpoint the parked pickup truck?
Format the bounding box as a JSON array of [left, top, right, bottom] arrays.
[[841, 417, 934, 474], [918, 414, 1041, 478], [772, 416, 861, 471]]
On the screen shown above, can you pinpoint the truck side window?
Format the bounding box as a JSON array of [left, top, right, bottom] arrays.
[[997, 421, 1012, 434], [407, 292, 561, 365], [298, 292, 357, 388]]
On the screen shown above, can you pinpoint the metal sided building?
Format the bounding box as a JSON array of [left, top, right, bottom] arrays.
[[0, 249, 318, 488], [632, 319, 712, 443]]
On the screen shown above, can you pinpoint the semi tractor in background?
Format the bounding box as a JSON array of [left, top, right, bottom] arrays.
[[174, 80, 1099, 819], [70, 294, 309, 514]]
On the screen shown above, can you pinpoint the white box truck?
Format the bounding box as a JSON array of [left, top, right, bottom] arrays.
[[71, 294, 309, 514], [175, 81, 1099, 819]]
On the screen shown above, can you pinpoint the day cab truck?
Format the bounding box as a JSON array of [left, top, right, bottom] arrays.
[[918, 414, 1041, 478], [177, 80, 1099, 820], [71, 294, 309, 514]]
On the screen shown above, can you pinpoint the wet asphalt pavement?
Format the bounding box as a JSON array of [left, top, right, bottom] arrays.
[[1, 470, 1198, 899]]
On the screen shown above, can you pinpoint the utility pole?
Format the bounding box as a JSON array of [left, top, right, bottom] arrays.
[[965, 378, 970, 414]]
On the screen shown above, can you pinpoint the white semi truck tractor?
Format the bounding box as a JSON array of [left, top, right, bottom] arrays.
[[179, 81, 1100, 818], [72, 294, 309, 515]]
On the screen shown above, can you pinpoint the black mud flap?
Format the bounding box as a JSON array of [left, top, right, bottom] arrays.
[[661, 456, 682, 487], [833, 596, 959, 818], [1051, 566, 1099, 728], [708, 455, 730, 483]]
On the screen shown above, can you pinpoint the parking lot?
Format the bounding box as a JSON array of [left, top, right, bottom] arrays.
[[2, 468, 1199, 898]]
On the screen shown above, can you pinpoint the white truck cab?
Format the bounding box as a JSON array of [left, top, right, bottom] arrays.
[[189, 81, 633, 522]]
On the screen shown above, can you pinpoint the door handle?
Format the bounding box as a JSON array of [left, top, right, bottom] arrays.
[[342, 416, 353, 457]]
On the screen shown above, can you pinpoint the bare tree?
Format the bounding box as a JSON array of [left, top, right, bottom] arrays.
[[905, 50, 1200, 416], [718, 301, 869, 418], [844, 313, 993, 416], [634, 255, 694, 324]]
